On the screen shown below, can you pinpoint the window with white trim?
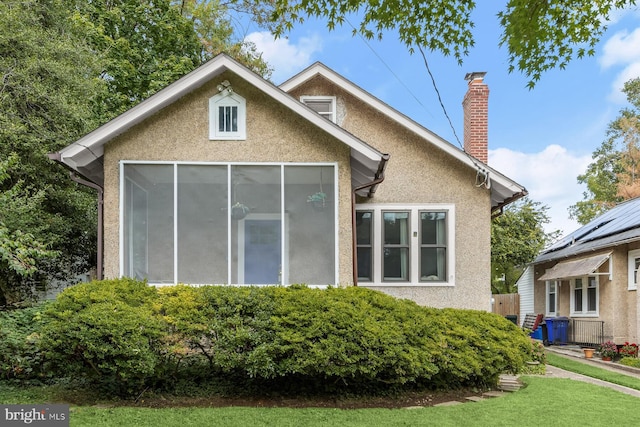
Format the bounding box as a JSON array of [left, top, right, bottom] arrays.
[[209, 90, 246, 140], [301, 96, 336, 123], [570, 276, 598, 316], [628, 249, 640, 291], [355, 205, 454, 285], [546, 280, 558, 317]]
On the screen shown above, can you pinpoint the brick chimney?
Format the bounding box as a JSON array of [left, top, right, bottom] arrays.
[[462, 72, 489, 163]]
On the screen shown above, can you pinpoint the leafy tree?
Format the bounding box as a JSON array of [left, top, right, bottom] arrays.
[[268, 0, 636, 87], [569, 78, 640, 224], [0, 156, 57, 305], [70, 0, 272, 121], [0, 0, 105, 304], [71, 0, 206, 120], [491, 198, 560, 294], [0, 0, 272, 304], [177, 0, 273, 79]]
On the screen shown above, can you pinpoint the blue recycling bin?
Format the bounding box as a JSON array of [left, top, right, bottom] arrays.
[[545, 317, 569, 345], [530, 327, 543, 340]]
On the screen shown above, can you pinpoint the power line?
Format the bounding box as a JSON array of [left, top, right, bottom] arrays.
[[417, 45, 464, 151], [344, 17, 435, 119]]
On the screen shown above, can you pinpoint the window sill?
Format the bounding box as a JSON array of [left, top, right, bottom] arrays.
[[209, 135, 246, 141], [569, 313, 599, 318], [360, 282, 455, 287]]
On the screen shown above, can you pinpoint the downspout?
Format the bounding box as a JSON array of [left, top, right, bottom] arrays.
[[351, 154, 390, 286], [48, 153, 104, 280]]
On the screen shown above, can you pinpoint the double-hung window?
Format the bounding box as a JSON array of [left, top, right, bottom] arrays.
[[546, 280, 558, 317], [570, 276, 598, 316], [355, 204, 454, 285], [628, 249, 640, 290]]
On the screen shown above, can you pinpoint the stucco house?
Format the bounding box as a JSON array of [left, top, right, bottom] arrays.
[[526, 197, 640, 344], [50, 53, 526, 311]]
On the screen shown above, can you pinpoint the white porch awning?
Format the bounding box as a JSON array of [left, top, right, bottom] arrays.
[[538, 252, 611, 281]]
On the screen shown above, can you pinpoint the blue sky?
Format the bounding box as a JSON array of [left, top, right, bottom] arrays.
[[242, 5, 640, 238]]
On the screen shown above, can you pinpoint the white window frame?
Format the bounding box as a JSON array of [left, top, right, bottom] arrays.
[[355, 203, 455, 286], [209, 91, 246, 140], [628, 249, 640, 291], [569, 276, 599, 317], [300, 96, 337, 123], [545, 280, 558, 317]]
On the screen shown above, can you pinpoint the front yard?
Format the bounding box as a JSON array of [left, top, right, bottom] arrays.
[[2, 376, 640, 426]]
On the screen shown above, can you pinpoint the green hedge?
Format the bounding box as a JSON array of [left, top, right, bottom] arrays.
[[39, 279, 534, 396], [0, 303, 49, 381], [41, 278, 165, 395]]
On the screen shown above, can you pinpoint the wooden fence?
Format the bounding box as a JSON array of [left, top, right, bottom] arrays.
[[492, 293, 520, 325]]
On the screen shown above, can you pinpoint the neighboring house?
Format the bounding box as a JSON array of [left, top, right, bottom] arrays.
[[50, 54, 526, 311], [516, 265, 535, 324], [529, 197, 640, 343]]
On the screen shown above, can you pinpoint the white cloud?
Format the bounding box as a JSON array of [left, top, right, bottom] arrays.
[[490, 145, 592, 237], [244, 31, 322, 83], [600, 27, 640, 103], [608, 61, 640, 103], [600, 28, 640, 68]]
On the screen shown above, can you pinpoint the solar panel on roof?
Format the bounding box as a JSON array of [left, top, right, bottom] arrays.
[[537, 197, 640, 260]]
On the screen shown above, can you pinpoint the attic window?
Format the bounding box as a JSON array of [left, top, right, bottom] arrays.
[[301, 96, 336, 123], [209, 83, 246, 140]]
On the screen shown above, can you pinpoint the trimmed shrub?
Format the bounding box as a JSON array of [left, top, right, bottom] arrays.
[[158, 284, 278, 380], [417, 308, 532, 388], [157, 284, 532, 392], [42, 279, 533, 397], [0, 303, 49, 381], [266, 286, 442, 386], [41, 278, 165, 396]]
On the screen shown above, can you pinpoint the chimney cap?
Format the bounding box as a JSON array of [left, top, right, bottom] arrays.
[[464, 71, 487, 82]]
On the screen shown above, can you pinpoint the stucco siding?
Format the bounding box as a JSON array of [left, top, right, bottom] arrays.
[[103, 73, 355, 283], [289, 77, 492, 310]]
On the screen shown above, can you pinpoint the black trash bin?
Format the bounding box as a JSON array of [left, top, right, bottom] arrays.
[[540, 323, 549, 346], [505, 315, 518, 325]]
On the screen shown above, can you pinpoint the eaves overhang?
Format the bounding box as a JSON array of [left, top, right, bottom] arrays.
[[280, 62, 527, 211], [52, 54, 388, 189]]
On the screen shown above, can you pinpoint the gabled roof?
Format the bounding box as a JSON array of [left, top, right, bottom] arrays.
[[52, 54, 388, 194], [534, 197, 640, 264], [280, 62, 527, 212]]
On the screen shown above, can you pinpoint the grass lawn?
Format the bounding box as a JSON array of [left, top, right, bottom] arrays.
[[2, 376, 640, 426], [546, 352, 640, 391]]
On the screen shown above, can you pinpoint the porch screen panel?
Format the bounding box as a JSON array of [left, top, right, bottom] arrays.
[[123, 164, 174, 283], [177, 165, 227, 284], [231, 166, 281, 285], [285, 166, 335, 285]]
